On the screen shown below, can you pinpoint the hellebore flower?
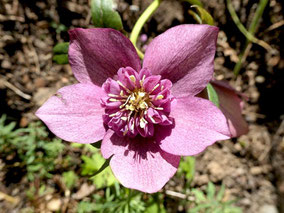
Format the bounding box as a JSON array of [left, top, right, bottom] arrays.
[[36, 25, 232, 193]]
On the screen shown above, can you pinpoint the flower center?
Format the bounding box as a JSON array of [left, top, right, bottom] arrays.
[[124, 90, 150, 111], [101, 67, 173, 138]]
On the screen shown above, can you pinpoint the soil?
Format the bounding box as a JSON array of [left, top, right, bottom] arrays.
[[0, 0, 283, 212]]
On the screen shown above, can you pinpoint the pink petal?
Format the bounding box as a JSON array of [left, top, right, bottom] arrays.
[[69, 28, 141, 86], [143, 75, 161, 93], [102, 78, 121, 95], [211, 80, 248, 137], [101, 130, 180, 193], [143, 24, 218, 97], [157, 96, 230, 156], [36, 83, 106, 143]]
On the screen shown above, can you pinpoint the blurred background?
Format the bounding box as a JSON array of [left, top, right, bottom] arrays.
[[0, 0, 283, 212]]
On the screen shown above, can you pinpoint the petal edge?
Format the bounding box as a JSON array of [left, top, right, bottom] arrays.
[[36, 83, 106, 143]]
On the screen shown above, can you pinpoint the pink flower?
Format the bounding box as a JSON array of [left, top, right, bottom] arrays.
[[36, 25, 232, 193]]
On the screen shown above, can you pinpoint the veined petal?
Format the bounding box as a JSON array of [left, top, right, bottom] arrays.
[[157, 96, 230, 156], [211, 80, 248, 137], [69, 28, 141, 86], [143, 24, 218, 97], [36, 83, 105, 143], [101, 130, 180, 193]]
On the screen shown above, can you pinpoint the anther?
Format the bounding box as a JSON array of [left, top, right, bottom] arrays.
[[126, 105, 135, 111], [108, 94, 120, 97], [117, 80, 131, 93], [149, 84, 160, 94], [129, 75, 136, 83], [140, 117, 148, 129], [123, 128, 128, 136], [138, 92, 146, 97], [139, 75, 146, 87], [139, 101, 148, 109], [148, 116, 156, 123], [119, 95, 132, 109], [109, 98, 120, 102], [156, 95, 164, 100], [109, 112, 117, 117]]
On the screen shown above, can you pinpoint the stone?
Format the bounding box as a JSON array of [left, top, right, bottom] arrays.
[[259, 204, 278, 213], [47, 199, 61, 211]]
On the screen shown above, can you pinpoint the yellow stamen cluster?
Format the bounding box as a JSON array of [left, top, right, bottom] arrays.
[[108, 75, 164, 135]]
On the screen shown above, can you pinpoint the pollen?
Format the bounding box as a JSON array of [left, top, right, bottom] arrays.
[[156, 95, 164, 100], [129, 75, 136, 83], [113, 86, 153, 127]]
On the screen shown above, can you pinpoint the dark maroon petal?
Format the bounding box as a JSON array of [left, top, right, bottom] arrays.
[[211, 80, 248, 137], [69, 28, 141, 86]]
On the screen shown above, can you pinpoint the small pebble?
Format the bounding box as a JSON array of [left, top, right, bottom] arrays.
[[1, 60, 11, 69], [259, 204, 278, 213], [250, 167, 263, 175], [47, 199, 61, 211], [255, 76, 265, 83], [129, 5, 139, 12]]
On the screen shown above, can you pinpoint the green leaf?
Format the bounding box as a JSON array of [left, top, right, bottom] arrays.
[[91, 140, 102, 149], [53, 42, 69, 64], [53, 54, 69, 65], [182, 0, 203, 7], [188, 203, 212, 213], [191, 5, 214, 25], [188, 10, 202, 24], [224, 206, 242, 213], [81, 152, 117, 188], [63, 171, 78, 189], [207, 182, 216, 200], [206, 83, 220, 107], [90, 158, 117, 188], [145, 202, 166, 213], [92, 155, 112, 176], [71, 143, 84, 148], [216, 184, 225, 201], [77, 201, 97, 213], [212, 208, 223, 213], [27, 164, 43, 172], [178, 156, 195, 182], [53, 42, 69, 54], [91, 0, 123, 30], [81, 155, 99, 176], [91, 166, 117, 189], [192, 189, 206, 203]]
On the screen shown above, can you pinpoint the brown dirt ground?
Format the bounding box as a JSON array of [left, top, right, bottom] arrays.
[[0, 0, 283, 212]]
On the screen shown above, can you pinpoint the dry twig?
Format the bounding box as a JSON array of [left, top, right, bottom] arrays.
[[0, 191, 20, 204], [0, 76, 31, 100]]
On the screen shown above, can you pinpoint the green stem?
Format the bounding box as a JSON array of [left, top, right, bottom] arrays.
[[126, 188, 133, 213], [248, 0, 269, 34], [130, 0, 162, 59], [233, 0, 269, 76], [226, 0, 270, 51]]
